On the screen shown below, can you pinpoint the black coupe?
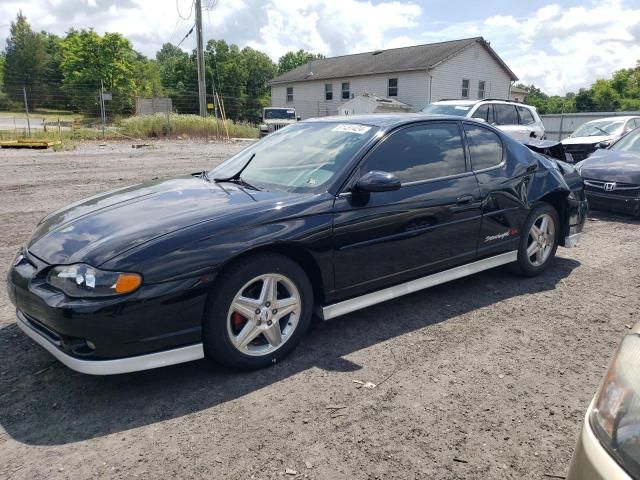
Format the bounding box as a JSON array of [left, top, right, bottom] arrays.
[[576, 126, 640, 217], [7, 115, 588, 374]]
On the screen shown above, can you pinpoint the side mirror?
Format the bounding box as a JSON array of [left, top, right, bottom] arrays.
[[296, 116, 302, 121], [596, 141, 610, 149], [355, 171, 401, 193]]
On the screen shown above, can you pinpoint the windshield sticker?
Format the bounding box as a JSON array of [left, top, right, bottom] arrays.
[[287, 110, 295, 114], [332, 124, 372, 135], [455, 106, 471, 110]]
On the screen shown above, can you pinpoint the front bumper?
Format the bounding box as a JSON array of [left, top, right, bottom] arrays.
[[17, 310, 204, 375], [567, 402, 632, 480], [586, 191, 640, 217], [7, 250, 211, 366]]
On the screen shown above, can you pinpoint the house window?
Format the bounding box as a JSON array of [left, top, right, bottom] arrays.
[[325, 84, 333, 101], [342, 82, 350, 100], [461, 79, 470, 98], [286, 87, 293, 103], [478, 80, 486, 99], [388, 78, 398, 97]]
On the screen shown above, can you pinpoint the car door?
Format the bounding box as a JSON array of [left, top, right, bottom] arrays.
[[494, 104, 529, 142], [463, 122, 527, 257], [331, 121, 482, 298], [516, 105, 542, 139]]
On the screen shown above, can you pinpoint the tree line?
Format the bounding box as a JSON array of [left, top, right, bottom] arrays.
[[0, 12, 323, 122], [516, 62, 640, 114]]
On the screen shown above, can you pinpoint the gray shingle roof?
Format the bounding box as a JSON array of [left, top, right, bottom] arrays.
[[269, 37, 517, 85]]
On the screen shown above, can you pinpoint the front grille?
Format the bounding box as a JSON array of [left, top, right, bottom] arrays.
[[584, 179, 640, 198], [272, 123, 286, 131], [563, 144, 597, 162]]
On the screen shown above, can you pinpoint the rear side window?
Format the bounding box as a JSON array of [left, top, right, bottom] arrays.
[[517, 106, 535, 125], [471, 104, 494, 124], [494, 104, 519, 125], [464, 124, 503, 170], [363, 122, 466, 183]]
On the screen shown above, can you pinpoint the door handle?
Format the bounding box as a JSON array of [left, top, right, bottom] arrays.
[[456, 195, 474, 205]]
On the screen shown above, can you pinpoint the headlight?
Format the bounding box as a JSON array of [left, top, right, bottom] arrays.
[[590, 333, 640, 477], [259, 124, 268, 131], [47, 264, 142, 297]]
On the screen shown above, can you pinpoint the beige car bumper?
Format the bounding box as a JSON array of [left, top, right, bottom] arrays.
[[567, 401, 632, 480]]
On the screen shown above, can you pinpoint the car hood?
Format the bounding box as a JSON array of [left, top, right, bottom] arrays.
[[577, 150, 640, 183], [562, 135, 613, 145], [28, 176, 302, 266]]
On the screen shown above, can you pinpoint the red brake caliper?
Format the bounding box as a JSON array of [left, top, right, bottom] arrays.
[[232, 312, 246, 330]]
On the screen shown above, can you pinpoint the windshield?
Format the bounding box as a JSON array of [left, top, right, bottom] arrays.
[[210, 122, 379, 192], [421, 104, 473, 116], [611, 128, 640, 154], [571, 120, 624, 138], [264, 109, 296, 120]]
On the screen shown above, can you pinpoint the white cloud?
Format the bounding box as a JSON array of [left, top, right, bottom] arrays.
[[1, 0, 639, 95], [435, 0, 640, 94]]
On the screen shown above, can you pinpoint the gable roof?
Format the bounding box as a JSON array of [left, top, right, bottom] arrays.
[[269, 37, 518, 85]]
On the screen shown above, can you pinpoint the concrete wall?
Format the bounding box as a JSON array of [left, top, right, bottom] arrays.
[[270, 70, 430, 119], [429, 43, 513, 102], [135, 97, 172, 115], [541, 111, 640, 140]]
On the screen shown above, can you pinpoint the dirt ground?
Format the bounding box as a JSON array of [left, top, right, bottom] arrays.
[[0, 140, 638, 480]]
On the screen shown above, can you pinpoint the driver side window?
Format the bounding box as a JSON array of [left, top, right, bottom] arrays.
[[361, 123, 467, 184]]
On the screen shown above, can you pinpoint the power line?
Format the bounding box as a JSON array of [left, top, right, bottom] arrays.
[[176, 0, 194, 20], [176, 24, 195, 48]]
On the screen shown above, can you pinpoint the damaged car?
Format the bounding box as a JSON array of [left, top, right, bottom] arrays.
[[562, 116, 640, 162], [7, 115, 587, 375], [576, 125, 640, 217]]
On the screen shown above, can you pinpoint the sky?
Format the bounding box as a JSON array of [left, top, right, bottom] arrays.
[[1, 0, 640, 95]]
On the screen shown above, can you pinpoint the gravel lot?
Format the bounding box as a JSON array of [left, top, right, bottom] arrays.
[[1, 140, 638, 480]]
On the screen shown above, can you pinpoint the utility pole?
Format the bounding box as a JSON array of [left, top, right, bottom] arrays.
[[100, 80, 106, 141], [211, 72, 218, 120], [22, 87, 31, 137], [195, 0, 207, 117]]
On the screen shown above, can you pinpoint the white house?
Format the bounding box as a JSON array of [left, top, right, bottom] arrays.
[[268, 37, 518, 120]]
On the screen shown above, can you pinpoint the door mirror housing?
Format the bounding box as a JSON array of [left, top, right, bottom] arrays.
[[596, 141, 610, 149], [355, 171, 401, 193]]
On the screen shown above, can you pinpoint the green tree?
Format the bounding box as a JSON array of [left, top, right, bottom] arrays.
[[156, 43, 197, 113], [3, 12, 48, 106], [277, 49, 324, 75], [0, 53, 10, 109], [60, 29, 138, 115]]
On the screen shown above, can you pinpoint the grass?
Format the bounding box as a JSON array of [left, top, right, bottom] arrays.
[[118, 113, 258, 139], [0, 113, 259, 145], [0, 109, 84, 122]]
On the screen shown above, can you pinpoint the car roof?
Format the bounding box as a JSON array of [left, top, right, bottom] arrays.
[[431, 100, 479, 105], [304, 113, 485, 128], [583, 116, 639, 124]]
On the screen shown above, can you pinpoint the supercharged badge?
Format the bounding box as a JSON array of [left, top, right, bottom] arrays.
[[485, 231, 511, 242]]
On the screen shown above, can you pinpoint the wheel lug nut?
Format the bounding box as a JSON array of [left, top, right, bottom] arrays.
[[255, 308, 261, 314], [272, 309, 277, 314], [267, 320, 272, 326], [265, 302, 271, 307]]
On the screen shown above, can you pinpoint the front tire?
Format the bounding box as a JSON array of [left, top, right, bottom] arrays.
[[511, 203, 560, 277], [203, 253, 313, 370]]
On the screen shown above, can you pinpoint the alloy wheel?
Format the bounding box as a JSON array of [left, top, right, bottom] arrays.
[[226, 273, 301, 357], [526, 213, 555, 267]]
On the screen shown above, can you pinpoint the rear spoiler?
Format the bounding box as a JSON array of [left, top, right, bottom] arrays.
[[524, 139, 573, 163]]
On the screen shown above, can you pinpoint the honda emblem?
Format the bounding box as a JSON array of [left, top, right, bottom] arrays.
[[604, 182, 617, 192]]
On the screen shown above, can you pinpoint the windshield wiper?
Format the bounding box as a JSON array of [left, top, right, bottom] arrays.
[[213, 153, 261, 190], [592, 126, 610, 136]]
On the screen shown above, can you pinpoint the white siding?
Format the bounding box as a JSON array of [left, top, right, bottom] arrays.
[[271, 71, 430, 119], [429, 43, 512, 102]]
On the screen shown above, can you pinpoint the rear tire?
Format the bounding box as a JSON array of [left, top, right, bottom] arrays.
[[203, 253, 313, 370], [510, 203, 560, 277]]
